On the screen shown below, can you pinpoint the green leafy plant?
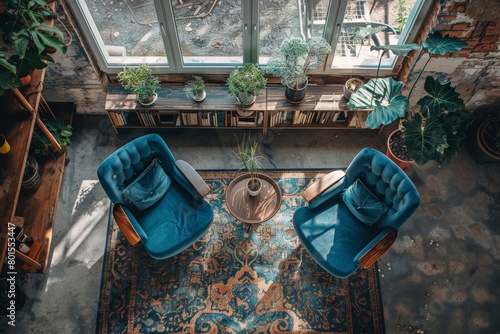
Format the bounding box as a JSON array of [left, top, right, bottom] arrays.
[[185, 75, 205, 100], [2, 0, 67, 57], [233, 133, 265, 191], [227, 63, 267, 106], [0, 48, 21, 95], [263, 37, 331, 89], [30, 117, 73, 156], [347, 31, 473, 165], [118, 64, 161, 104], [1, 0, 66, 87]]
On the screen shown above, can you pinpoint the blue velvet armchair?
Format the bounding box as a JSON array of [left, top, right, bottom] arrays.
[[293, 147, 420, 278], [97, 134, 214, 260]]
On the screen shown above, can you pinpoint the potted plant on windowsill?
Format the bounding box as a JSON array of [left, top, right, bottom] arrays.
[[263, 37, 331, 103], [234, 133, 266, 197], [227, 63, 267, 106], [118, 64, 161, 106], [185, 75, 206, 102], [347, 31, 473, 168]]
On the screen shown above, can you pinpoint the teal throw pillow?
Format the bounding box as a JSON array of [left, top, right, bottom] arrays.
[[342, 179, 388, 225], [123, 158, 171, 210]]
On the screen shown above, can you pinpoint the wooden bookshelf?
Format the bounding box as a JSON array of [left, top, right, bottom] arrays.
[[0, 72, 74, 273], [105, 85, 372, 135]]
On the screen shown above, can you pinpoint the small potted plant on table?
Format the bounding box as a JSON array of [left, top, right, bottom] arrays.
[[234, 133, 265, 197], [118, 64, 161, 106], [227, 63, 267, 106]]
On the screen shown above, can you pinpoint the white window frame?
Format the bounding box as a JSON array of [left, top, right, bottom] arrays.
[[66, 0, 434, 76]]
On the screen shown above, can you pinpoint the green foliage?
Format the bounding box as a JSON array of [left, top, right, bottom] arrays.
[[0, 49, 21, 96], [234, 133, 265, 187], [30, 117, 73, 156], [227, 63, 267, 105], [0, 0, 66, 91], [185, 75, 205, 99], [118, 64, 161, 103], [263, 37, 331, 89], [347, 31, 473, 165]]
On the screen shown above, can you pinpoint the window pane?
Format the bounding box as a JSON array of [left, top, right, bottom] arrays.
[[80, 0, 167, 64], [170, 0, 243, 65], [259, 0, 302, 64], [331, 0, 417, 69]]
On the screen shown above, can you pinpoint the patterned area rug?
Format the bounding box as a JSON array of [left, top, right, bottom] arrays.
[[97, 171, 385, 333]]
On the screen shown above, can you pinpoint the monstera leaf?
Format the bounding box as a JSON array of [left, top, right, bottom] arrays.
[[347, 77, 409, 129], [403, 114, 446, 165], [423, 31, 468, 55], [417, 76, 464, 117]]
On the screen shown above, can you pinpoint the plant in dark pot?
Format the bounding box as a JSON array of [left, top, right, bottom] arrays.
[[347, 31, 473, 168], [263, 37, 331, 103], [227, 63, 267, 106], [185, 75, 206, 102], [234, 133, 266, 197], [118, 64, 161, 106]]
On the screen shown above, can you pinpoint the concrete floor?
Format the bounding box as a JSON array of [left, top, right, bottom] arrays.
[[2, 114, 499, 334]]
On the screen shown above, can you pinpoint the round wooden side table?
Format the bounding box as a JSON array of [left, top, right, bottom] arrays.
[[226, 173, 282, 230]]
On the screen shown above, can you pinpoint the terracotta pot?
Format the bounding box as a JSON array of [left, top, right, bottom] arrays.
[[386, 130, 413, 170], [469, 118, 500, 164], [19, 74, 32, 86]]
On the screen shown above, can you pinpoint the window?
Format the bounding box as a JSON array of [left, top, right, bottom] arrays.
[[67, 0, 432, 76]]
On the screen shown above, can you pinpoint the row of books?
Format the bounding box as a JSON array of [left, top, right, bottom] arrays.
[[268, 110, 349, 127], [108, 111, 129, 126]]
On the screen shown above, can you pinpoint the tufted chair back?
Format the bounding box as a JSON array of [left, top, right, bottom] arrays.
[[343, 147, 420, 230], [97, 134, 176, 209]]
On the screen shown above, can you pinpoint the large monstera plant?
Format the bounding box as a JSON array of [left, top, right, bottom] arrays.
[[348, 31, 473, 165]]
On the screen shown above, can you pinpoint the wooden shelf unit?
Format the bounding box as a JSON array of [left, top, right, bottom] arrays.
[[105, 85, 266, 132], [0, 70, 74, 273], [105, 85, 373, 135]]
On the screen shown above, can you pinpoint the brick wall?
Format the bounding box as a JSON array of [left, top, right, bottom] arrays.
[[402, 0, 500, 112]]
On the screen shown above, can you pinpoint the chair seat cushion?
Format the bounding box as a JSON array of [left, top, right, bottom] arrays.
[[293, 197, 379, 278], [342, 178, 387, 225], [123, 158, 171, 210], [135, 183, 214, 259]]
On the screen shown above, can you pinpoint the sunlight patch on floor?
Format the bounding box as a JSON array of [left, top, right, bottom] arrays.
[[48, 180, 110, 286]]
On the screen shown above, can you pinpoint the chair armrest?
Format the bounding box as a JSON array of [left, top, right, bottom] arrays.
[[355, 229, 398, 269], [302, 170, 346, 202], [113, 204, 147, 245], [175, 160, 210, 197]]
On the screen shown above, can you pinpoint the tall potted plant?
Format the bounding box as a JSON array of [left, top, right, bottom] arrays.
[[263, 37, 331, 103], [347, 31, 473, 167], [118, 64, 161, 106], [234, 133, 265, 197], [227, 63, 267, 106]]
